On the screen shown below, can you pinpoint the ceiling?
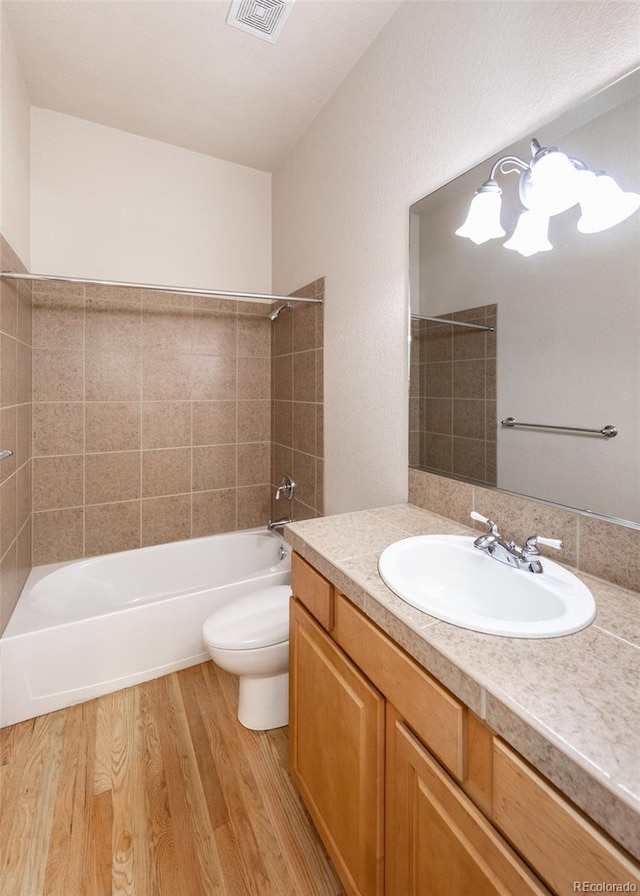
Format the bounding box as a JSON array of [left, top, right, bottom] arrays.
[[4, 0, 402, 172]]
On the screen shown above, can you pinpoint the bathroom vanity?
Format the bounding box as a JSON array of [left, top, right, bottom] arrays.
[[284, 506, 640, 896]]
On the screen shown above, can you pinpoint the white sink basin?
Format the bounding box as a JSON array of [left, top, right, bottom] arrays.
[[378, 535, 595, 638]]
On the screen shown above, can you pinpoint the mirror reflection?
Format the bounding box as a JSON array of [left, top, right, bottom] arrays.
[[409, 69, 640, 525]]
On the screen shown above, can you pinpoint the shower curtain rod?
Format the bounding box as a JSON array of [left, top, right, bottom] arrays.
[[0, 271, 323, 306]]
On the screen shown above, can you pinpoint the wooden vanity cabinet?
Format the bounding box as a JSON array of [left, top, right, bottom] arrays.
[[385, 708, 549, 896], [289, 598, 385, 896], [289, 552, 639, 896]]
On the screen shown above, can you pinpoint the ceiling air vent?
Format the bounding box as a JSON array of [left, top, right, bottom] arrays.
[[226, 0, 295, 44]]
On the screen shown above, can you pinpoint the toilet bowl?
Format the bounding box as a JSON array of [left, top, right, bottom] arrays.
[[202, 584, 291, 730]]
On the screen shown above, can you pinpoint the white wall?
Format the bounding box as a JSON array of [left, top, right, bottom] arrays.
[[0, 6, 31, 266], [31, 108, 272, 292], [272, 0, 640, 515]]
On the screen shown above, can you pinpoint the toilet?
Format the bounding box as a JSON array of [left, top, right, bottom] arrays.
[[202, 585, 292, 731]]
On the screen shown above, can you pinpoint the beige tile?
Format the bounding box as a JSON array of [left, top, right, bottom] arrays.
[[85, 349, 141, 401], [315, 458, 324, 515], [142, 401, 190, 449], [141, 307, 192, 354], [33, 455, 84, 511], [192, 488, 237, 538], [141, 494, 191, 546], [32, 279, 84, 298], [192, 401, 237, 446], [33, 507, 84, 565], [273, 400, 293, 449], [86, 402, 141, 453], [0, 406, 17, 483], [143, 289, 191, 310], [0, 541, 18, 635], [16, 281, 33, 346], [193, 444, 236, 492], [452, 399, 486, 440], [578, 516, 640, 593], [292, 449, 316, 511], [238, 400, 270, 443], [142, 448, 191, 497], [1, 334, 17, 406], [423, 432, 452, 473], [238, 356, 270, 400], [272, 307, 293, 356], [16, 403, 31, 470], [32, 294, 84, 349], [16, 516, 31, 598], [33, 402, 84, 456], [16, 342, 31, 403], [425, 398, 452, 435], [237, 314, 270, 358], [0, 276, 18, 339], [292, 304, 318, 353], [86, 451, 141, 505], [273, 354, 293, 401], [192, 308, 237, 356], [1, 472, 17, 555], [293, 402, 316, 456], [142, 352, 191, 400], [85, 284, 142, 304], [452, 437, 485, 482], [33, 348, 84, 401], [237, 442, 270, 486], [191, 354, 236, 401], [424, 361, 452, 399], [293, 350, 316, 402], [409, 468, 474, 527], [272, 444, 293, 488], [237, 484, 270, 530], [86, 501, 141, 557], [85, 299, 141, 351], [316, 404, 324, 459]]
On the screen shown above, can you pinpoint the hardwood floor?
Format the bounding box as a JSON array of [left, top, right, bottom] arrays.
[[0, 662, 344, 896]]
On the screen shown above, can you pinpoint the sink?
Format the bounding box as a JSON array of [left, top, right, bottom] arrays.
[[378, 535, 595, 638]]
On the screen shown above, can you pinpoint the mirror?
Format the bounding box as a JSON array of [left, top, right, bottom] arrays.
[[409, 68, 640, 526]]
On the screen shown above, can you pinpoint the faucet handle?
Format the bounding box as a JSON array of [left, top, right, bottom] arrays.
[[470, 511, 501, 537], [522, 535, 564, 557]]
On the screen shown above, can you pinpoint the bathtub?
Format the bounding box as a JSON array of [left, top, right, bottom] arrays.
[[0, 528, 291, 728]]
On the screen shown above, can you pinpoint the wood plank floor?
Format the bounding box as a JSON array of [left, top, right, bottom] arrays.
[[0, 662, 344, 896]]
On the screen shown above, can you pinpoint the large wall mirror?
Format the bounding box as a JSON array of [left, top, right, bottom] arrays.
[[409, 67, 640, 527]]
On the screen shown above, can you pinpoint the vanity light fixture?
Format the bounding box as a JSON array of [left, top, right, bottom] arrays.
[[455, 139, 640, 256]]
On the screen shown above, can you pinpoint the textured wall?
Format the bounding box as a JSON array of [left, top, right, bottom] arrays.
[[272, 1, 640, 514]]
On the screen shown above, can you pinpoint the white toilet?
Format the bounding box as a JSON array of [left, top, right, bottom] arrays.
[[202, 585, 292, 731]]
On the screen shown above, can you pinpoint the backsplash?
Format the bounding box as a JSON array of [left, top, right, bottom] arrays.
[[409, 467, 640, 594], [0, 236, 33, 633]]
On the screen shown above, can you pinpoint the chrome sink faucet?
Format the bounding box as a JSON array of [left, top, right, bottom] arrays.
[[470, 511, 563, 573]]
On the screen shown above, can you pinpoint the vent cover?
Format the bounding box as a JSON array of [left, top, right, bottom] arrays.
[[226, 0, 295, 44]]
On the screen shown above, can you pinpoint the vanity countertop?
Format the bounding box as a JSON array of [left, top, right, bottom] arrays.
[[284, 503, 640, 860]]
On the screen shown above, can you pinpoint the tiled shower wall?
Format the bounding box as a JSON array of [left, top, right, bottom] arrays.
[[30, 277, 323, 566], [0, 237, 33, 633], [410, 304, 496, 486], [271, 278, 324, 521]]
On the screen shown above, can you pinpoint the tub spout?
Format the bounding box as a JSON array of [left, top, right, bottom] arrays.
[[268, 517, 292, 532]]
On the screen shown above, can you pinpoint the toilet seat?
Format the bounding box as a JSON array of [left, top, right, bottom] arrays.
[[202, 585, 291, 650]]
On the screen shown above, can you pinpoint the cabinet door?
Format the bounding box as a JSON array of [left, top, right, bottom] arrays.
[[289, 599, 385, 896], [385, 708, 550, 896]]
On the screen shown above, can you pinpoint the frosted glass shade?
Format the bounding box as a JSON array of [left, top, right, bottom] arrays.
[[526, 149, 582, 216], [503, 210, 553, 257], [577, 170, 640, 233], [455, 185, 505, 245]]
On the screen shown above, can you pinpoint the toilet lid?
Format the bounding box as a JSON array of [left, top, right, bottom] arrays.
[[202, 585, 291, 650]]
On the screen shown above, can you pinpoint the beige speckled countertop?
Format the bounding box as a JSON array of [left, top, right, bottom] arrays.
[[284, 503, 640, 861]]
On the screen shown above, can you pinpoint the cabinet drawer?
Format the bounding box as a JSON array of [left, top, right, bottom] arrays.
[[334, 592, 466, 781], [291, 553, 334, 631], [493, 739, 640, 894]]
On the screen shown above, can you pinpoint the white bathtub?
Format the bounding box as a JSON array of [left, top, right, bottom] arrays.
[[0, 528, 291, 728]]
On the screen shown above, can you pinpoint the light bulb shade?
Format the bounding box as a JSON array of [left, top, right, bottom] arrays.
[[577, 170, 640, 233], [524, 148, 582, 216], [503, 210, 553, 257], [455, 181, 505, 244]]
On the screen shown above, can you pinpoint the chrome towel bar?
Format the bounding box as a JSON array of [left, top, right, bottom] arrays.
[[501, 417, 618, 438]]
